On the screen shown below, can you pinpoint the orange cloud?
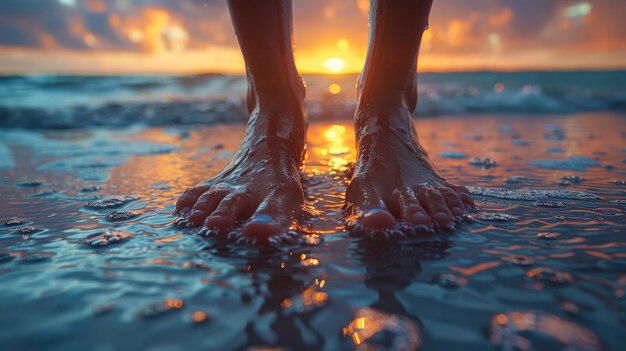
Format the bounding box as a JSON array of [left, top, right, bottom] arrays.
[[0, 0, 624, 73]]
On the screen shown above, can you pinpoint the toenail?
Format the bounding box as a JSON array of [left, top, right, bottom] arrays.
[[364, 209, 388, 218], [360, 209, 396, 229], [249, 214, 274, 223]]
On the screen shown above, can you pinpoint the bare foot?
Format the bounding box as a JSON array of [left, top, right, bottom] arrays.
[[175, 93, 306, 242], [345, 95, 475, 235]]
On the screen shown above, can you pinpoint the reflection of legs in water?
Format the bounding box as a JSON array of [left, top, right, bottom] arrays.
[[343, 239, 451, 349], [174, 0, 306, 242], [345, 0, 476, 235], [359, 239, 450, 313], [236, 253, 325, 350]]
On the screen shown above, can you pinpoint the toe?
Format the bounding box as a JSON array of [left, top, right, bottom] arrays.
[[185, 189, 228, 227], [455, 186, 476, 210], [346, 178, 396, 232], [359, 208, 396, 230], [203, 192, 249, 233], [390, 190, 433, 228], [417, 188, 454, 229], [440, 188, 465, 217], [175, 185, 209, 214], [242, 214, 283, 240], [241, 193, 299, 242]]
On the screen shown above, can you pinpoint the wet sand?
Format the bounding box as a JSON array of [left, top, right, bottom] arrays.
[[0, 112, 625, 350]]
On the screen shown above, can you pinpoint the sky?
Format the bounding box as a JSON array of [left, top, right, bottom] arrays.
[[0, 0, 625, 74]]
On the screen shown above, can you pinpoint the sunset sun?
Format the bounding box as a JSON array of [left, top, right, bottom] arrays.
[[324, 57, 345, 73]]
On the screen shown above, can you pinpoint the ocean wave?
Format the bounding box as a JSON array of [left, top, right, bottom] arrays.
[[1, 71, 625, 128]]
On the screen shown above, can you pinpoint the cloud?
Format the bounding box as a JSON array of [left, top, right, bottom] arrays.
[[0, 0, 624, 72]]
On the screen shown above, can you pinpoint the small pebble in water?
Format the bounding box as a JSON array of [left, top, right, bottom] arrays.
[[86, 195, 139, 210], [561, 175, 584, 183], [469, 157, 497, 168], [5, 217, 23, 226], [80, 186, 102, 192], [533, 200, 565, 208], [92, 304, 114, 316], [16, 226, 37, 236], [106, 210, 139, 222], [477, 213, 517, 222], [191, 310, 209, 324], [504, 176, 526, 184], [526, 267, 573, 284], [434, 273, 465, 288], [561, 301, 580, 315], [28, 190, 59, 198], [536, 232, 560, 240], [16, 181, 43, 187], [555, 215, 567, 222], [511, 256, 533, 266], [84, 229, 132, 247], [439, 151, 467, 159]]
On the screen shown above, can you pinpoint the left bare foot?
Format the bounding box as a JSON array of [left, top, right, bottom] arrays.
[[345, 97, 475, 235]]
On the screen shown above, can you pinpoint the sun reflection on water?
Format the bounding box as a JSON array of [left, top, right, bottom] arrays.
[[342, 308, 422, 350]]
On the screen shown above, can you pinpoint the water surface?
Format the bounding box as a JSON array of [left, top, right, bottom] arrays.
[[1, 112, 625, 350]]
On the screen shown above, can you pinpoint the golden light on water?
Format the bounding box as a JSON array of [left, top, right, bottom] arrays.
[[324, 125, 345, 140], [324, 57, 346, 73], [342, 308, 422, 349], [328, 83, 342, 94], [321, 125, 350, 170]]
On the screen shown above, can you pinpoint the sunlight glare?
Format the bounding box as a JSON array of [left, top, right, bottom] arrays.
[[324, 125, 345, 141], [324, 57, 345, 73]]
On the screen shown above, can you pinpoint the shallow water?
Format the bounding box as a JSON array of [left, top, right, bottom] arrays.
[[1, 112, 625, 350]]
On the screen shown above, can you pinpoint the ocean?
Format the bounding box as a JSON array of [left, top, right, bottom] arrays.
[[1, 70, 625, 128]]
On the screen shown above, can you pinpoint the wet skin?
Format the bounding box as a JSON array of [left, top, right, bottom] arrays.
[[345, 0, 475, 234], [175, 0, 475, 240], [175, 0, 307, 242], [345, 93, 476, 234], [175, 93, 307, 241]]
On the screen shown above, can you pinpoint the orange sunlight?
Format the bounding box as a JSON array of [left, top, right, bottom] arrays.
[[1, 1, 625, 74]]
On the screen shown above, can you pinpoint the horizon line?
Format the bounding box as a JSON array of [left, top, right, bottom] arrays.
[[1, 66, 626, 76]]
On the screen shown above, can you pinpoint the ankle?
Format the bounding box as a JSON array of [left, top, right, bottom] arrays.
[[248, 75, 305, 113], [357, 71, 418, 113], [354, 99, 414, 139]]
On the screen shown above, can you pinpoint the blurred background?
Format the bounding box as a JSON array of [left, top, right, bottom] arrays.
[[1, 0, 625, 73], [0, 0, 625, 128]]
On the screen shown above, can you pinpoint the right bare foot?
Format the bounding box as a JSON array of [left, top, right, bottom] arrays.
[[174, 93, 307, 243]]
